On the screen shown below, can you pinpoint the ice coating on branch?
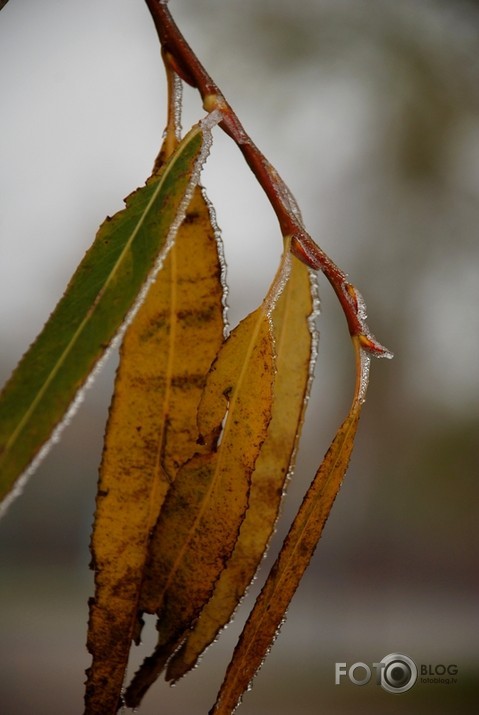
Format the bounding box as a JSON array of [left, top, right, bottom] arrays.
[[0, 111, 222, 519], [278, 180, 304, 227], [265, 158, 304, 227]]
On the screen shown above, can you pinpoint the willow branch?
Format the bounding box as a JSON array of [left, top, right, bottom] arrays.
[[144, 0, 392, 358]]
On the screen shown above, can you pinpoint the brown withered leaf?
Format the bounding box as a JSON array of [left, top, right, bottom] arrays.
[[210, 339, 367, 715], [124, 302, 277, 708], [166, 256, 317, 683], [85, 182, 225, 715]]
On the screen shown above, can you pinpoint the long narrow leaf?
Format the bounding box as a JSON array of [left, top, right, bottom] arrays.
[[166, 256, 317, 682], [210, 340, 368, 715], [124, 249, 294, 708], [0, 119, 214, 509], [124, 309, 275, 707], [85, 184, 225, 715]]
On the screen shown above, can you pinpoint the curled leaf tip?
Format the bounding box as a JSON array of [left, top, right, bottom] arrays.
[[358, 333, 394, 359], [348, 285, 393, 360]]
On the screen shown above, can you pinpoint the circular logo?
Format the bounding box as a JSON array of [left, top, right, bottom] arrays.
[[379, 653, 417, 693]]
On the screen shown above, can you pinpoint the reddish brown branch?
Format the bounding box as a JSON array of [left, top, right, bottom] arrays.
[[144, 0, 391, 357]]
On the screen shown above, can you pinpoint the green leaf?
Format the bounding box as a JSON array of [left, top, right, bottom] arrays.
[[0, 120, 212, 508]]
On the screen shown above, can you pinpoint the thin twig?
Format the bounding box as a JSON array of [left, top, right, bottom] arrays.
[[144, 0, 392, 357]]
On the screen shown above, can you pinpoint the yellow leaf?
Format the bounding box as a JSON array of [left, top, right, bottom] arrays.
[[125, 311, 275, 706], [166, 256, 317, 682], [85, 184, 225, 715], [124, 249, 293, 709], [210, 339, 367, 715]]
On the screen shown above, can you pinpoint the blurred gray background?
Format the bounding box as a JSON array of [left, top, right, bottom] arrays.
[[0, 0, 478, 713]]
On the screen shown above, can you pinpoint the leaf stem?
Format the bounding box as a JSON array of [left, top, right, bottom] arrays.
[[144, 0, 392, 357]]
